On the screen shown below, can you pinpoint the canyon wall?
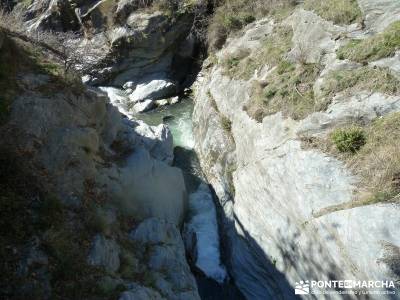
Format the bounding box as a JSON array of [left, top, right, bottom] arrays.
[[0, 5, 200, 297], [193, 1, 400, 299]]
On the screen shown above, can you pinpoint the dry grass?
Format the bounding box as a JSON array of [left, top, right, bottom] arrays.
[[337, 21, 400, 63], [350, 113, 400, 204], [222, 25, 293, 80], [208, 0, 297, 51], [306, 113, 400, 211], [320, 66, 400, 98], [303, 0, 362, 25], [0, 7, 25, 32], [245, 62, 323, 121]]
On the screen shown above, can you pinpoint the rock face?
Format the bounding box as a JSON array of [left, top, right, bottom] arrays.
[[25, 0, 196, 96], [193, 3, 400, 299], [130, 218, 200, 300], [0, 31, 198, 298], [357, 0, 400, 32], [7, 74, 186, 223], [119, 284, 164, 300], [87, 234, 121, 273]]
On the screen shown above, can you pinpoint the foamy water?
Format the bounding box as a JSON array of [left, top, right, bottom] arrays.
[[169, 111, 195, 149], [185, 183, 227, 283], [101, 90, 227, 284]]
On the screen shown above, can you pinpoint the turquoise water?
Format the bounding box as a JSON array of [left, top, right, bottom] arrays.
[[137, 98, 244, 300], [135, 97, 195, 149]]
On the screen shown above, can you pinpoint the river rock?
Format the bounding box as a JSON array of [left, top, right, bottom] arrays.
[[102, 148, 186, 224], [155, 99, 169, 107], [134, 121, 174, 165], [169, 96, 180, 105], [132, 99, 155, 113], [99, 87, 131, 116], [129, 79, 177, 103], [123, 81, 137, 90]]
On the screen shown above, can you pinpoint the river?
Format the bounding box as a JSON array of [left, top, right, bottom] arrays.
[[137, 97, 245, 300]]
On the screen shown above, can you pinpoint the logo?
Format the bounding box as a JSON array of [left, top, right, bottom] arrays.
[[294, 279, 397, 296], [295, 280, 310, 294]]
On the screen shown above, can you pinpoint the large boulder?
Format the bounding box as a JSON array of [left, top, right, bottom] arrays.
[[132, 99, 155, 113], [25, 0, 81, 32], [128, 78, 177, 103], [134, 121, 174, 165], [102, 148, 186, 224], [129, 218, 200, 300]]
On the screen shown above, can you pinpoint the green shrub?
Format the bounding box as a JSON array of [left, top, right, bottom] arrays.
[[221, 115, 232, 132], [303, 0, 362, 25], [337, 21, 400, 63], [331, 127, 366, 153]]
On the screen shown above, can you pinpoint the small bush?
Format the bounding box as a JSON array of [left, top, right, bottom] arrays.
[[337, 21, 400, 63], [331, 127, 366, 153], [303, 0, 362, 25], [221, 115, 232, 132]]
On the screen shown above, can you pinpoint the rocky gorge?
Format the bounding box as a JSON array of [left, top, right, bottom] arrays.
[[0, 0, 399, 299]]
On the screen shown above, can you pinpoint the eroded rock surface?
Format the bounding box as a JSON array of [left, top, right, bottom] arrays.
[[193, 3, 400, 299], [130, 218, 200, 300]]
